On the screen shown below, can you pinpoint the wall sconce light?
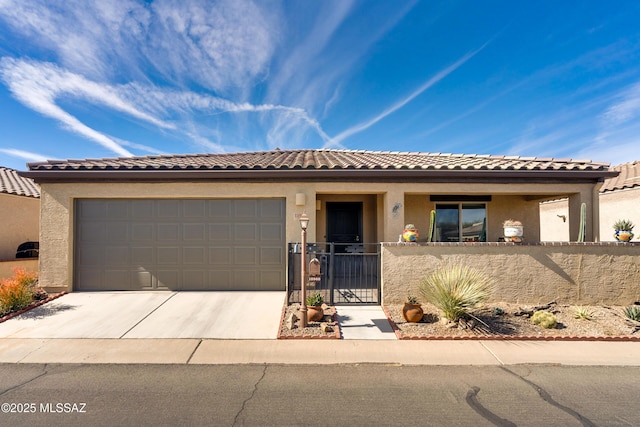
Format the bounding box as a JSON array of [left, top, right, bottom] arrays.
[[295, 193, 306, 206]]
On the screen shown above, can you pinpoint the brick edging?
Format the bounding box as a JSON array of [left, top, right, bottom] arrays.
[[277, 305, 341, 339], [0, 291, 67, 324], [381, 305, 640, 342]]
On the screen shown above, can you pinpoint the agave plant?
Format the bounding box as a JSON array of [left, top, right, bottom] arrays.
[[572, 306, 593, 321], [613, 219, 635, 231], [419, 264, 494, 322], [623, 306, 640, 322]]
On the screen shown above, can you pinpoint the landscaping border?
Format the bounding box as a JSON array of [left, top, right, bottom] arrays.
[[277, 304, 341, 339], [0, 291, 67, 324], [382, 306, 640, 342]]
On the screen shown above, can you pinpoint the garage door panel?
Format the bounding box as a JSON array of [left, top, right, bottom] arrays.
[[183, 223, 205, 240], [235, 223, 257, 240], [209, 224, 231, 240], [261, 223, 283, 241], [75, 198, 285, 291], [210, 247, 231, 264], [234, 247, 257, 264], [234, 199, 257, 218], [183, 247, 206, 264], [261, 247, 283, 265], [132, 223, 154, 240], [158, 223, 180, 240]]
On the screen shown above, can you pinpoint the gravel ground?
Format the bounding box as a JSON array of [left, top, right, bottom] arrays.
[[385, 302, 640, 339], [278, 304, 339, 338]]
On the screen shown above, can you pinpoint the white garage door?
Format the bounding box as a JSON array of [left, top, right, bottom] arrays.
[[74, 198, 286, 291]]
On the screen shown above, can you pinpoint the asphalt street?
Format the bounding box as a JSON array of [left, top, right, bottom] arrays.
[[1, 364, 639, 426]]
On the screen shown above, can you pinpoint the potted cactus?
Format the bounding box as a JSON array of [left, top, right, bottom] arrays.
[[305, 292, 325, 322], [613, 219, 635, 242], [402, 294, 424, 323]]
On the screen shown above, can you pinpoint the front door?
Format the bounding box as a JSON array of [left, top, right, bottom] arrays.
[[326, 202, 363, 253]]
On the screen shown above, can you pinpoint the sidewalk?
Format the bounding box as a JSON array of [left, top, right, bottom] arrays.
[[2, 338, 640, 365]]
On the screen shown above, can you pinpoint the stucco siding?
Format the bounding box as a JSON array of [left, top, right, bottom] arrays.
[[0, 193, 39, 260], [382, 243, 640, 305], [599, 188, 640, 241]]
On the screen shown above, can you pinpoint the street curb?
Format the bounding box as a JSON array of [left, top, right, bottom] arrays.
[[0, 291, 67, 324], [382, 305, 640, 342]]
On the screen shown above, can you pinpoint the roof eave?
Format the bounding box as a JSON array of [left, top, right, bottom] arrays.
[[20, 168, 619, 184]]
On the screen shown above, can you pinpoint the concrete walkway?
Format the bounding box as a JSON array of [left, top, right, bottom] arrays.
[[335, 305, 397, 340], [1, 338, 640, 365]]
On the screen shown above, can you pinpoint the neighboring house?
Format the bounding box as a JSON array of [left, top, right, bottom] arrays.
[[21, 149, 618, 297], [0, 167, 40, 260], [540, 161, 640, 242]]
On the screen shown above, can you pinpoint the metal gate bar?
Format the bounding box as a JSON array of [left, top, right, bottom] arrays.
[[287, 242, 380, 305]]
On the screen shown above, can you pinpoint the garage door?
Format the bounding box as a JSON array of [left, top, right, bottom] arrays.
[[74, 198, 286, 291]]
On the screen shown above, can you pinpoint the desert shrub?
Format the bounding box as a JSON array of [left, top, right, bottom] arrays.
[[572, 306, 593, 321], [419, 264, 494, 322], [623, 306, 640, 322], [531, 310, 557, 329], [0, 268, 38, 315]]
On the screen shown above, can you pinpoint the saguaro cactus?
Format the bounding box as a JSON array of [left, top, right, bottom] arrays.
[[577, 202, 586, 242], [427, 210, 436, 243]]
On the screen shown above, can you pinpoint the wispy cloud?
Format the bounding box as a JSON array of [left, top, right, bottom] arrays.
[[326, 42, 490, 147], [0, 57, 330, 155], [0, 148, 50, 162]]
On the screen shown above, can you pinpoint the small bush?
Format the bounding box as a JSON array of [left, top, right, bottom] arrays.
[[623, 306, 640, 322], [573, 306, 593, 321], [419, 264, 493, 322], [0, 268, 38, 315], [305, 292, 324, 307], [531, 310, 557, 329]]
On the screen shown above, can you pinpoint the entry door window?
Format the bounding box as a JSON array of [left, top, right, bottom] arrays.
[[435, 203, 486, 242]]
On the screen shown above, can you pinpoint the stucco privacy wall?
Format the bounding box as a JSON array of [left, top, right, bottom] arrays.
[[0, 193, 39, 260], [381, 243, 640, 305], [0, 259, 38, 280]]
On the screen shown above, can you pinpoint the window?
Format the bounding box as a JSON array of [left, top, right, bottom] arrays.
[[435, 203, 486, 242]]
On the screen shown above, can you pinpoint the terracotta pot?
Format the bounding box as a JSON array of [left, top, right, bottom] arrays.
[[307, 305, 324, 322], [402, 303, 424, 323]]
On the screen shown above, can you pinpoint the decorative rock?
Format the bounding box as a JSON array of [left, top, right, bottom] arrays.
[[322, 314, 333, 322], [319, 322, 334, 333], [286, 312, 298, 330]]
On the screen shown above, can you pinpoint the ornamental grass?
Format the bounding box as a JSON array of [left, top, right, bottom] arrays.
[[0, 268, 38, 315]]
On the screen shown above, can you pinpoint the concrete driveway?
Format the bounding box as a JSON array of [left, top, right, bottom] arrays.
[[0, 291, 286, 339]]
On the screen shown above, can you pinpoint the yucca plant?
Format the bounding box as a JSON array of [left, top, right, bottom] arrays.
[[419, 264, 494, 322]]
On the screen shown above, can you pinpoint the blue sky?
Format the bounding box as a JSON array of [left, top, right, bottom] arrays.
[[1, 1, 639, 171]]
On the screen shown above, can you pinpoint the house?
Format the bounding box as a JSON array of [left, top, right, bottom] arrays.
[[540, 161, 640, 242], [0, 167, 40, 278], [22, 149, 639, 305]]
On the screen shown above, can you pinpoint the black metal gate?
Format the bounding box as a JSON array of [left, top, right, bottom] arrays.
[[287, 242, 381, 305]]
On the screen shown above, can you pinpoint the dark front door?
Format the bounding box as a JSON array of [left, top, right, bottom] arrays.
[[326, 202, 363, 252]]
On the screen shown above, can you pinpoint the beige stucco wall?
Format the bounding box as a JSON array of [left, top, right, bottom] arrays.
[[0, 259, 39, 280], [37, 180, 602, 291], [0, 193, 40, 260], [382, 243, 640, 305], [599, 188, 640, 242], [540, 187, 640, 242], [539, 199, 570, 241]]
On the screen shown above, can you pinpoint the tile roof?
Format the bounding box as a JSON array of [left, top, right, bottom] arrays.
[[27, 149, 611, 172], [601, 161, 640, 192], [0, 167, 40, 198]]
